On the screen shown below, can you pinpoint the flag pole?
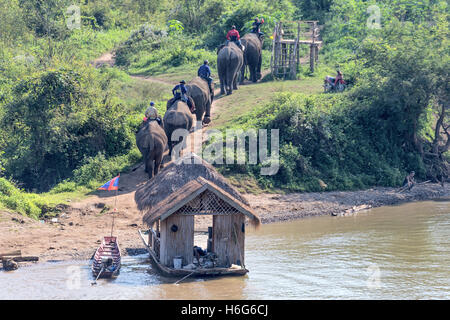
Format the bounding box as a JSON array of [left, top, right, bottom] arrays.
[[111, 174, 119, 237]]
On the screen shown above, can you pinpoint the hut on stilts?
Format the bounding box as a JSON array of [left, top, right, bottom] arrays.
[[135, 153, 260, 277], [270, 20, 322, 79]]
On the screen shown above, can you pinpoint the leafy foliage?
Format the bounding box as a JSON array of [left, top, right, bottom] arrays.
[[1, 66, 134, 191]]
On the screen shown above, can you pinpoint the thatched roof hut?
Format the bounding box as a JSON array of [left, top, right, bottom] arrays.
[[135, 153, 260, 272], [135, 153, 260, 226]]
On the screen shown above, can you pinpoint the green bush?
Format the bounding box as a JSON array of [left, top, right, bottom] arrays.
[[71, 148, 141, 187], [126, 36, 217, 75], [1, 65, 135, 191], [115, 24, 168, 67], [0, 178, 42, 218], [225, 87, 435, 191]]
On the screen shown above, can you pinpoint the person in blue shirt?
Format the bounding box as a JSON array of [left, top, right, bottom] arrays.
[[172, 80, 187, 100], [170, 80, 195, 112], [198, 60, 213, 96]]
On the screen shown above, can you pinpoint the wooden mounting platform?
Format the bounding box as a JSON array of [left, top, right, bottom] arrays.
[[271, 20, 322, 77]]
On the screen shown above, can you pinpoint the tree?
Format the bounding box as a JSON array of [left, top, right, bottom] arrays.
[[1, 67, 133, 191]]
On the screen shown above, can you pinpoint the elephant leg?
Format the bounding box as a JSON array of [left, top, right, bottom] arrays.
[[220, 78, 225, 95], [196, 111, 203, 123], [232, 71, 239, 90], [257, 55, 262, 80], [203, 100, 211, 125], [251, 66, 258, 82], [154, 154, 162, 177], [143, 149, 149, 173], [239, 64, 245, 85], [148, 159, 154, 179], [226, 79, 232, 95]]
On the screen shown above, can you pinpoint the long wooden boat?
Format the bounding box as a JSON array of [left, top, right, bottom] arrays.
[[92, 236, 121, 279], [138, 230, 248, 277]]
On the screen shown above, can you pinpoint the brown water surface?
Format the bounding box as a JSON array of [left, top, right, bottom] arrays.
[[1, 200, 448, 299]]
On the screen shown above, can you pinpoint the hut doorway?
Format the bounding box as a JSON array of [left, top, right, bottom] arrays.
[[193, 215, 212, 257]]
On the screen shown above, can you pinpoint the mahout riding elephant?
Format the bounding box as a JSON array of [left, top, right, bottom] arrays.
[[217, 42, 244, 95], [136, 120, 168, 179], [240, 33, 263, 83], [186, 76, 213, 125], [163, 99, 194, 156]]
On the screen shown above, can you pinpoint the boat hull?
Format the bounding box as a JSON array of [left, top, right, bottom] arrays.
[[92, 236, 121, 279]]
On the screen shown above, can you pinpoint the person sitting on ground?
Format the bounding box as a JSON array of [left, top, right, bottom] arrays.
[[402, 171, 416, 191], [251, 17, 265, 38], [198, 60, 213, 96], [170, 80, 195, 112], [226, 25, 243, 50], [143, 102, 162, 127], [335, 70, 344, 86]]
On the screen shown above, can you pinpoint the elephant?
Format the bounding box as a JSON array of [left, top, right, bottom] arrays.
[[217, 42, 244, 95], [163, 99, 194, 156], [240, 33, 263, 83], [186, 76, 213, 125], [136, 120, 168, 179]]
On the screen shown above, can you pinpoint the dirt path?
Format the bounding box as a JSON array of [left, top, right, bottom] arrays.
[[130, 75, 174, 86], [92, 52, 116, 68]]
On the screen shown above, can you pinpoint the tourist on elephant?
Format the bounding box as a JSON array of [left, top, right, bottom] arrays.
[[252, 17, 264, 38], [198, 60, 213, 95], [226, 26, 243, 50], [143, 102, 162, 127]]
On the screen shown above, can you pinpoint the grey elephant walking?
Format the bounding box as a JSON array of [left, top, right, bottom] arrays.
[[186, 76, 213, 125], [163, 99, 194, 156], [217, 42, 244, 95], [240, 33, 263, 83], [136, 120, 168, 179]]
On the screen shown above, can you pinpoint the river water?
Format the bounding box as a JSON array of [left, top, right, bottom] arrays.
[[1, 200, 449, 299]]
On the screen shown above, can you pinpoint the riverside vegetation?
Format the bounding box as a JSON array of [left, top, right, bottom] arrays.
[[0, 0, 448, 218]]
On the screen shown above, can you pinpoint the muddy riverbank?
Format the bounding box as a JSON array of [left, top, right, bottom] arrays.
[[0, 182, 448, 263]]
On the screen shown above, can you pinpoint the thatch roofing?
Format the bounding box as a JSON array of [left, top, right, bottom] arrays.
[[135, 153, 260, 226]]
